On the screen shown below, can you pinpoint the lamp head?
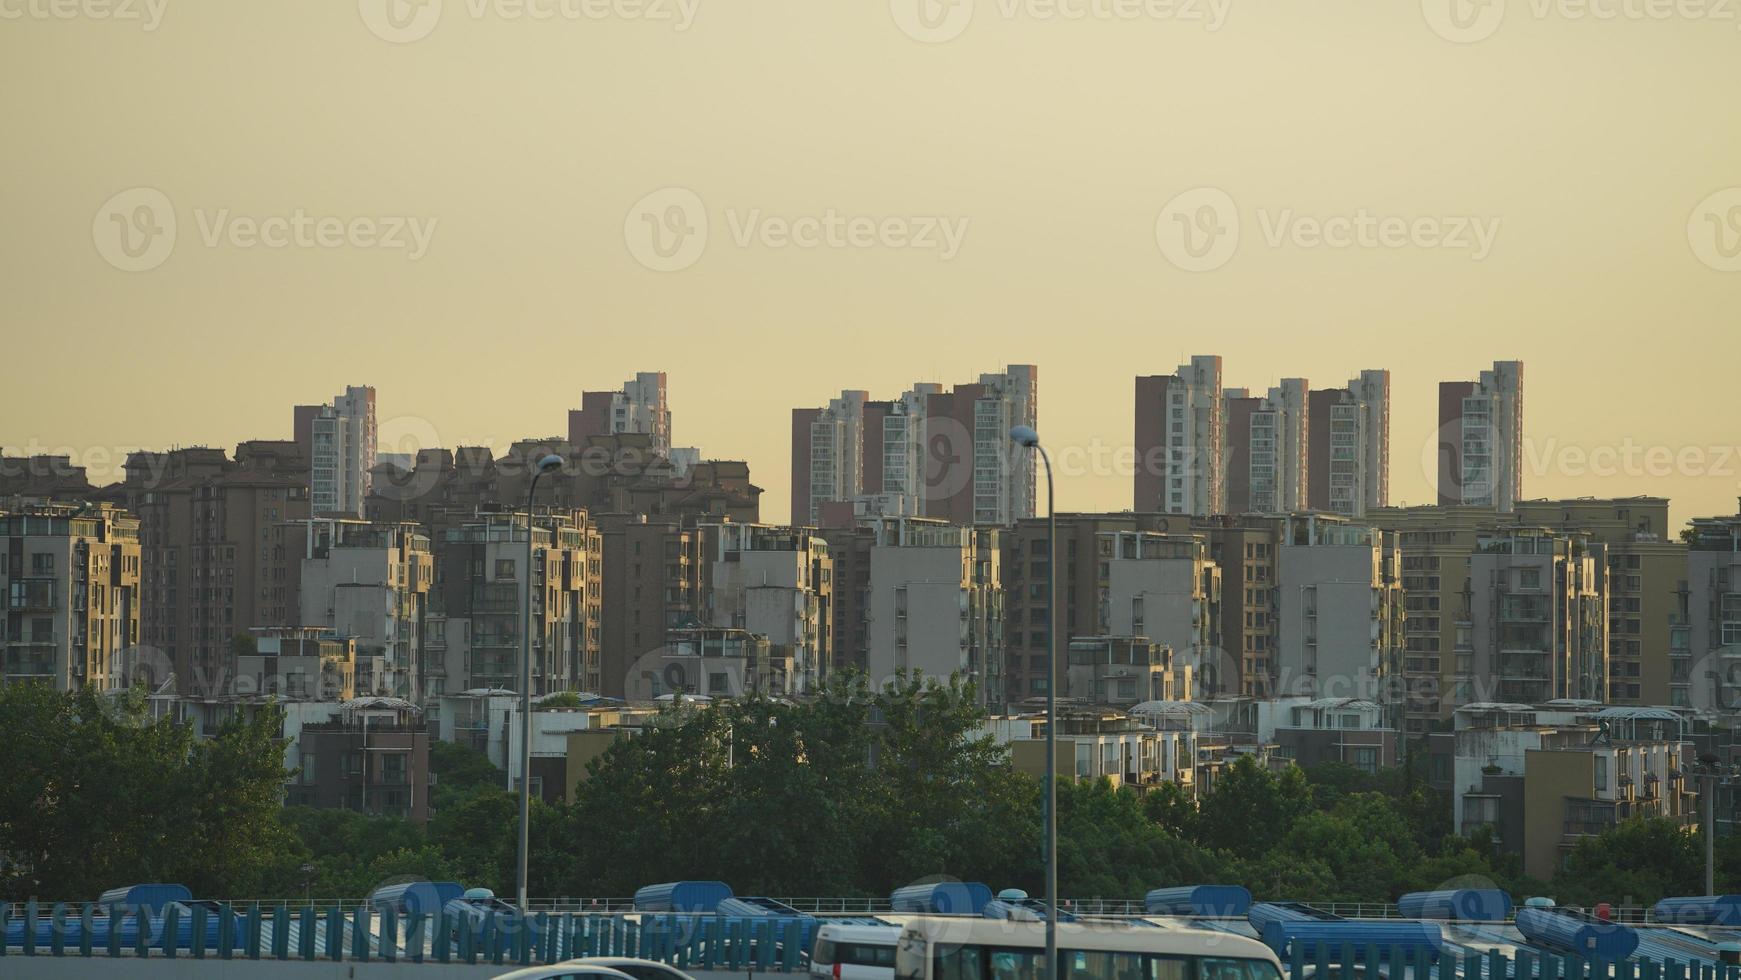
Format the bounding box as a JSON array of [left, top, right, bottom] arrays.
[[535, 453, 563, 474], [1009, 425, 1040, 448]]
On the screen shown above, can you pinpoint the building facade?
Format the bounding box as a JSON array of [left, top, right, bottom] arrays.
[[291, 518, 433, 699], [302, 385, 376, 518], [1134, 355, 1224, 516], [1273, 514, 1403, 706], [1224, 379, 1308, 515], [1683, 504, 1741, 713], [1438, 361, 1524, 512], [1307, 369, 1390, 517], [433, 510, 602, 696], [701, 522, 833, 693], [1104, 530, 1222, 698], [0, 501, 141, 690], [863, 517, 1005, 707], [791, 366, 1037, 527]]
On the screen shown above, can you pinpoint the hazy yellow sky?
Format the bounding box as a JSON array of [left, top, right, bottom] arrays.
[[4, 0, 1740, 527]]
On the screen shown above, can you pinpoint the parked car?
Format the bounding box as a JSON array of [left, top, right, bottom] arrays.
[[490, 964, 639, 980], [556, 958, 698, 980]]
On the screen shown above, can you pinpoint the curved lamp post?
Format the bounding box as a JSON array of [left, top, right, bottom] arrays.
[[517, 452, 563, 911], [1009, 424, 1056, 980]]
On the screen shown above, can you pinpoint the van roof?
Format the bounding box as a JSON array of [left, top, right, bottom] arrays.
[[897, 917, 1280, 961], [818, 923, 904, 944]]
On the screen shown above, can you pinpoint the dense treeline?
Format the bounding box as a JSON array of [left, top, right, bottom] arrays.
[[2, 678, 1735, 906]]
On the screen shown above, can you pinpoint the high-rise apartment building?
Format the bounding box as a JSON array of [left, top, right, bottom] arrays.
[[1001, 512, 1177, 705], [108, 442, 311, 695], [432, 510, 602, 695], [1192, 514, 1281, 698], [863, 517, 1005, 708], [299, 385, 377, 518], [1373, 505, 1608, 731], [1438, 361, 1524, 512], [1134, 356, 1224, 516], [1308, 370, 1390, 517], [568, 372, 674, 452], [1273, 513, 1403, 707], [700, 523, 833, 693], [0, 501, 141, 691], [1104, 530, 1222, 698], [1224, 379, 1308, 514], [291, 517, 433, 699], [791, 367, 1037, 527], [1515, 497, 1681, 707], [595, 515, 705, 699], [1471, 527, 1608, 706], [1681, 503, 1741, 712]]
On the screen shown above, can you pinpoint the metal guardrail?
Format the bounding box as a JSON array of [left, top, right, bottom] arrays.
[[0, 898, 1670, 924], [6, 902, 1740, 980]]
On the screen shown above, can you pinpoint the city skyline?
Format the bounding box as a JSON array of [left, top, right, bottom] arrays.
[[8, 4, 1741, 534], [4, 356, 1737, 530]]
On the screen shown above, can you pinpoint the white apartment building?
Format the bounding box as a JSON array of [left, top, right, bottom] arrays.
[[1469, 527, 1608, 705], [1104, 531, 1221, 698], [1440, 361, 1524, 512], [1313, 369, 1391, 517], [1227, 378, 1308, 514], [702, 523, 832, 693], [310, 385, 377, 518], [864, 517, 1004, 708], [969, 365, 1039, 525], [294, 518, 433, 699], [1681, 508, 1741, 713], [1274, 514, 1402, 703], [805, 389, 870, 525], [1135, 355, 1225, 516]]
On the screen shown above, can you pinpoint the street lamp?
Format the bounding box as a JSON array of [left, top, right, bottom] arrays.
[[1009, 424, 1057, 980], [517, 452, 563, 912]]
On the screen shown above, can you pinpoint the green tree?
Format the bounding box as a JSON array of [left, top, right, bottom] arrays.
[[1196, 756, 1313, 859], [1552, 817, 1704, 906], [0, 684, 294, 901], [1059, 779, 1223, 898], [429, 739, 506, 813], [1141, 779, 1198, 840]]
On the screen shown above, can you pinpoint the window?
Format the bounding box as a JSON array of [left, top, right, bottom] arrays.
[[817, 941, 896, 969], [1595, 755, 1609, 792]]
